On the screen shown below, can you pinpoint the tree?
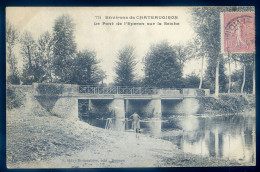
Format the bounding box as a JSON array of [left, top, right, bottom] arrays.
[[183, 72, 200, 88], [70, 49, 106, 85], [37, 31, 54, 82], [20, 31, 45, 84], [52, 14, 77, 83], [231, 53, 254, 94], [190, 7, 223, 96], [6, 21, 20, 84], [190, 7, 254, 96], [191, 35, 208, 89], [204, 55, 228, 93], [172, 42, 192, 67], [144, 41, 182, 88], [231, 63, 253, 94], [114, 46, 137, 86]]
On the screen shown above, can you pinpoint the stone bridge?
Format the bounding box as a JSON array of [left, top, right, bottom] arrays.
[[32, 84, 210, 126]]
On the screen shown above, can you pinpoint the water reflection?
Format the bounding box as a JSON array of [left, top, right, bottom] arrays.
[[159, 113, 256, 164], [81, 111, 255, 164]]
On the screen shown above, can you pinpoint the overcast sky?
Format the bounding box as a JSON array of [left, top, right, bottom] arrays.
[[7, 7, 206, 83]]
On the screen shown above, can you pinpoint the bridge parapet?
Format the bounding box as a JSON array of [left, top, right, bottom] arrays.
[[182, 88, 210, 97], [157, 89, 182, 97], [79, 85, 158, 95], [32, 83, 210, 98], [78, 85, 185, 96]]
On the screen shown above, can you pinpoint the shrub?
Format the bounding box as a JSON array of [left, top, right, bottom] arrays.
[[199, 94, 249, 113], [6, 86, 25, 110]]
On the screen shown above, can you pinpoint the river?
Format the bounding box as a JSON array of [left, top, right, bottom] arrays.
[[81, 111, 255, 165]]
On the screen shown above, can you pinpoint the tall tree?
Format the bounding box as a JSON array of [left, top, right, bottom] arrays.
[[20, 31, 45, 84], [71, 49, 106, 85], [191, 35, 208, 89], [6, 21, 20, 84], [190, 7, 254, 96], [144, 41, 182, 88], [172, 42, 192, 67], [53, 14, 77, 83], [190, 7, 222, 96], [231, 62, 253, 94], [231, 53, 254, 94], [37, 31, 54, 82], [226, 52, 232, 94], [114, 46, 137, 86], [204, 55, 228, 93]]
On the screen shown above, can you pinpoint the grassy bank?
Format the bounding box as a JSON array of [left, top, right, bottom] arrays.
[[7, 93, 250, 168], [198, 94, 254, 114]]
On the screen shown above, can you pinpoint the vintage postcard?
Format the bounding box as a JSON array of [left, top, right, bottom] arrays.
[[6, 7, 255, 168]]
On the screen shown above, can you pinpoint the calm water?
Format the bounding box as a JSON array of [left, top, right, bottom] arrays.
[[81, 111, 256, 164]]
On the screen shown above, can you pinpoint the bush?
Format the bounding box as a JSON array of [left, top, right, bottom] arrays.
[[199, 94, 249, 113], [36, 84, 64, 95], [6, 86, 25, 110], [218, 94, 248, 113], [7, 74, 21, 85]]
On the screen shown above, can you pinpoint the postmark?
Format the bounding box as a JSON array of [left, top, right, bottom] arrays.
[[222, 12, 255, 53]]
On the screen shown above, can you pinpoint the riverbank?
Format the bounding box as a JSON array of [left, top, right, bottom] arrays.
[[7, 93, 252, 168], [198, 94, 255, 114]]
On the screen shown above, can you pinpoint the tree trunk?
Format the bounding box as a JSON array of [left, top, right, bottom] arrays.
[[27, 45, 32, 68], [228, 54, 231, 94], [215, 57, 220, 97], [199, 55, 205, 89], [253, 54, 255, 95], [241, 64, 246, 94]]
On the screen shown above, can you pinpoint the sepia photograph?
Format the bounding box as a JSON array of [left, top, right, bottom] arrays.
[[6, 7, 255, 168]]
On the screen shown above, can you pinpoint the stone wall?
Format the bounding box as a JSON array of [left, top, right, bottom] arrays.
[[161, 99, 182, 115], [51, 97, 78, 120], [8, 85, 33, 93], [145, 96, 162, 118], [107, 96, 125, 131], [173, 98, 200, 114]]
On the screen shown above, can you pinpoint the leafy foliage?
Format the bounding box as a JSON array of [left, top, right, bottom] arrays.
[[190, 7, 222, 62], [172, 41, 193, 67], [199, 94, 249, 113], [6, 86, 25, 110], [20, 31, 45, 84], [204, 55, 228, 93], [144, 41, 182, 88], [53, 14, 77, 83], [114, 46, 137, 86], [37, 31, 54, 83], [70, 49, 106, 85], [231, 63, 253, 93], [190, 7, 255, 94], [183, 73, 200, 88], [6, 21, 20, 84], [190, 7, 224, 94]]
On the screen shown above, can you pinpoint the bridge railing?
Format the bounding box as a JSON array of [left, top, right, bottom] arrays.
[[78, 86, 159, 95], [31, 83, 209, 97], [78, 85, 186, 96]]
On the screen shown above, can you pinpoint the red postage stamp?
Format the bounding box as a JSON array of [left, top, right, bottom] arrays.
[[222, 12, 255, 53]]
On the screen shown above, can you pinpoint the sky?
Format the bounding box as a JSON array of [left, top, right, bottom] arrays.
[[6, 7, 226, 84]]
